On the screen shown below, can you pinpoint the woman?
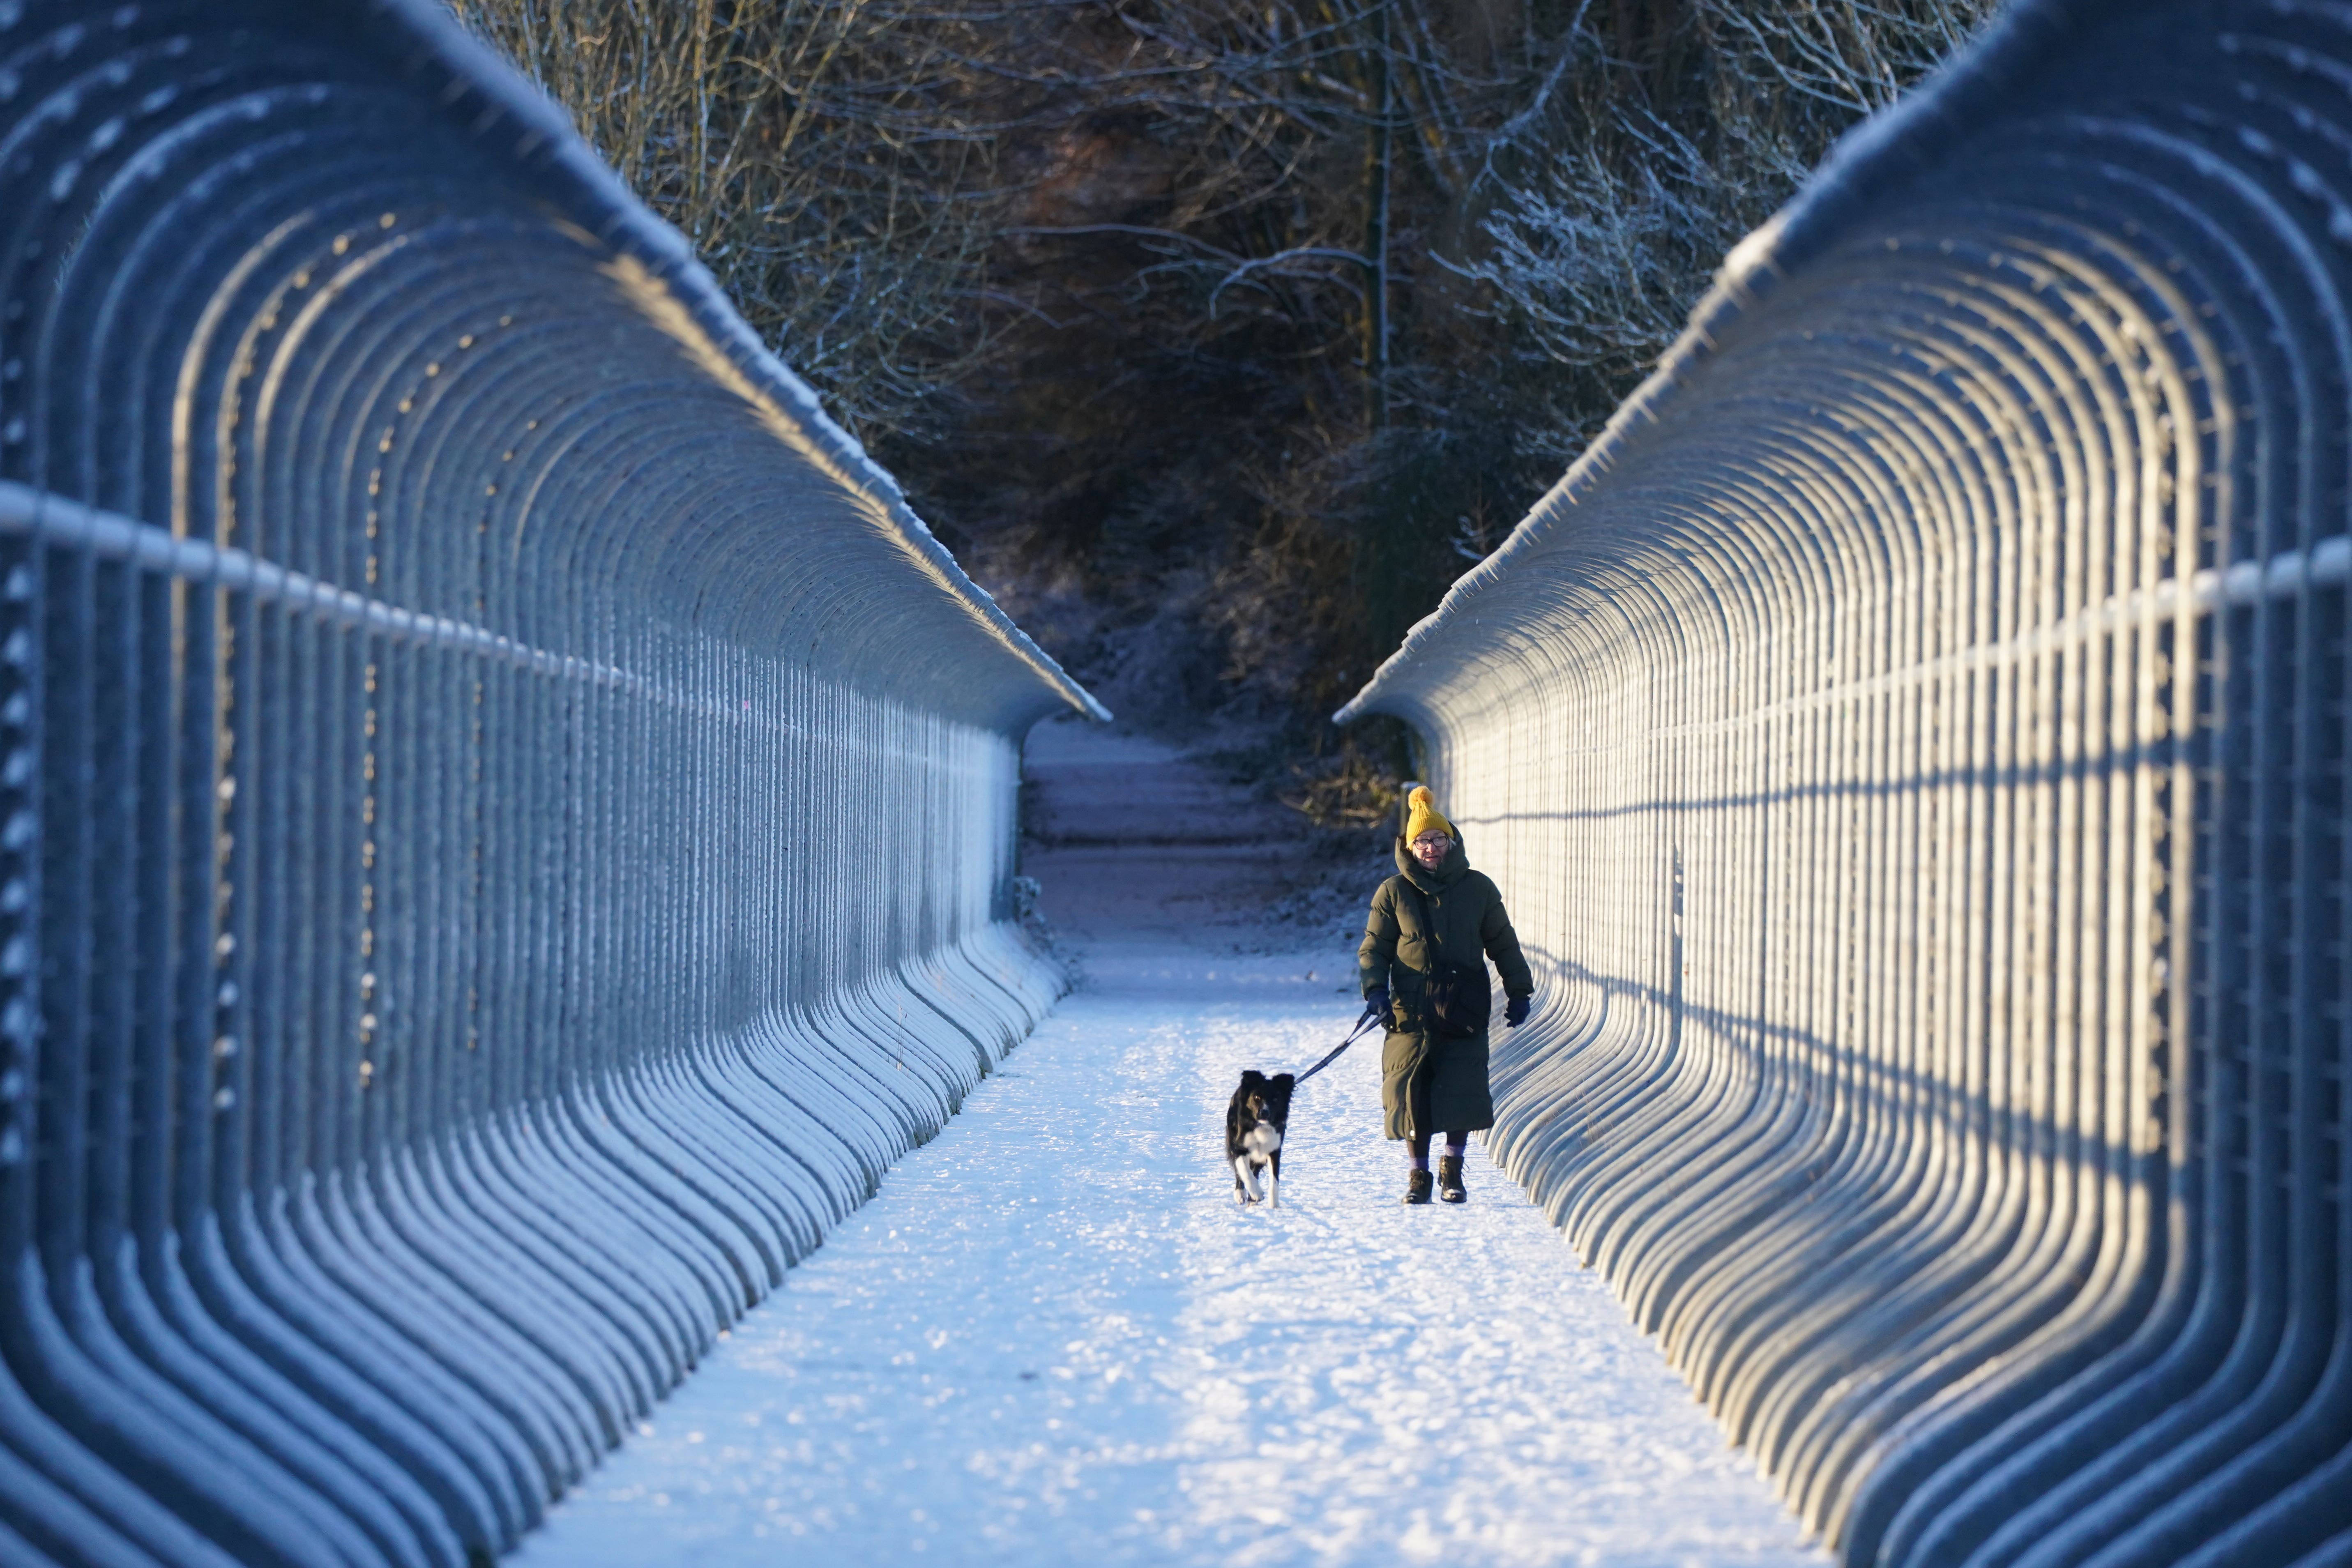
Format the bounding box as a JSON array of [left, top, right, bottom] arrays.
[[1358, 786, 1535, 1204]]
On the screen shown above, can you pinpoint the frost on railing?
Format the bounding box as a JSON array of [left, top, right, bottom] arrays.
[[1341, 1, 2349, 1563], [0, 2, 1101, 1564]]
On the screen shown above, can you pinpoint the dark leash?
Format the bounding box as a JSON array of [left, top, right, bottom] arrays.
[[1294, 1002, 1384, 1084]]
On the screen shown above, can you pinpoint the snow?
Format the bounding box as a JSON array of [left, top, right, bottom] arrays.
[[513, 722, 1825, 1566], [514, 944, 1823, 1566]]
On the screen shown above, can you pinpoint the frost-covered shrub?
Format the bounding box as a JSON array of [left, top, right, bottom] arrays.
[[1454, 0, 1998, 456]]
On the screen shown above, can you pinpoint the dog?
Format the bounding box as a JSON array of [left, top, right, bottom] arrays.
[[1226, 1070, 1295, 1207]]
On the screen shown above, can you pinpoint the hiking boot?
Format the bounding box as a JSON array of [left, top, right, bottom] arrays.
[[1437, 1155, 1467, 1203], [1402, 1169, 1433, 1205]]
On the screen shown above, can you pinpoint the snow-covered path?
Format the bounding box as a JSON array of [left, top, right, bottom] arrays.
[[516, 935, 1824, 1567]]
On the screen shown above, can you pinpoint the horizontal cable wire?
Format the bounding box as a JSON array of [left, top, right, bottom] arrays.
[[0, 481, 636, 688]]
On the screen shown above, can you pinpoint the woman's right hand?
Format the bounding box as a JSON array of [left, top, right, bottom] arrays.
[[1363, 984, 1390, 1023]]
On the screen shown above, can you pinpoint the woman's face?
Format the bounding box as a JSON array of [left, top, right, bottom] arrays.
[[1410, 831, 1450, 868]]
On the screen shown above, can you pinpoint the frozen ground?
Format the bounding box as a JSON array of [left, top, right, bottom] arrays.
[[514, 722, 1824, 1568]]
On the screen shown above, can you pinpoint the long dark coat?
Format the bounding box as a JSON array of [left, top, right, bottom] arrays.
[[1357, 832, 1534, 1139]]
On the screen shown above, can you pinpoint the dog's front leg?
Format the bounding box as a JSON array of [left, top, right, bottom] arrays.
[[1265, 1150, 1281, 1209], [1232, 1155, 1261, 1203]]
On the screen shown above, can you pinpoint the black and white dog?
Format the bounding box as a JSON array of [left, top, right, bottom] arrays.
[[1226, 1070, 1295, 1207]]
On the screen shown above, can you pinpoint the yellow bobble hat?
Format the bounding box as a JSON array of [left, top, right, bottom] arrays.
[[1403, 785, 1455, 843]]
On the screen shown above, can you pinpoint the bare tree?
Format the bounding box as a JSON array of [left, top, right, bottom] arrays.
[[450, 0, 1016, 441], [1453, 0, 2001, 456], [451, 0, 2000, 758]]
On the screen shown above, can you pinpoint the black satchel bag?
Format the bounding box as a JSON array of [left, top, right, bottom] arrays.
[[1409, 882, 1490, 1038]]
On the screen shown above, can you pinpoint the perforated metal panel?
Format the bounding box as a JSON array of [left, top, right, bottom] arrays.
[[1342, 2, 2350, 1562]]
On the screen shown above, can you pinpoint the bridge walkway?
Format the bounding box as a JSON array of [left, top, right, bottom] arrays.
[[510, 722, 1820, 1567]]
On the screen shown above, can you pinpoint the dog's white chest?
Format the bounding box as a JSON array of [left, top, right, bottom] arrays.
[[1233, 1120, 1284, 1207]]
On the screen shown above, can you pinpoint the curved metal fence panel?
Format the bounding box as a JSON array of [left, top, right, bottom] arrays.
[[0, 2, 1101, 1563], [1342, 1, 2349, 1563]]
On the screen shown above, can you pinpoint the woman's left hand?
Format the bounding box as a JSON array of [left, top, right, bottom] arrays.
[[1505, 994, 1531, 1027]]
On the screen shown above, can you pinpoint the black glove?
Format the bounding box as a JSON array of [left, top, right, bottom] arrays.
[[1363, 985, 1390, 1023], [1505, 993, 1532, 1028]]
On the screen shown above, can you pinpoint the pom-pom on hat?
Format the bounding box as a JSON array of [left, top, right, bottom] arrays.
[[1403, 785, 1456, 843]]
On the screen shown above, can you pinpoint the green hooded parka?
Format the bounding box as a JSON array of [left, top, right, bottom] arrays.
[[1357, 831, 1534, 1139]]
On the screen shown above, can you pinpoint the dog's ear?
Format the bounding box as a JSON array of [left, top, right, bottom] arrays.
[[1239, 1069, 1265, 1088], [1271, 1073, 1295, 1089]]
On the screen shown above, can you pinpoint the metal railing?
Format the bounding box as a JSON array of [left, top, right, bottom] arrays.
[[1341, 1, 2348, 1563], [0, 2, 1101, 1563]]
